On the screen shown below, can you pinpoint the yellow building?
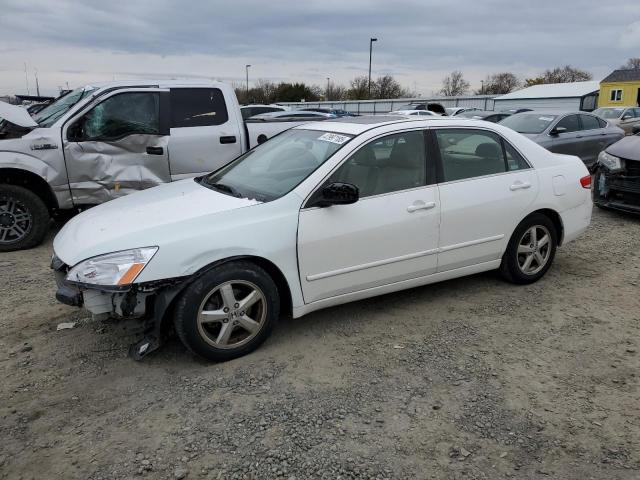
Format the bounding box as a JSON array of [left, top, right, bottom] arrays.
[[599, 69, 640, 107]]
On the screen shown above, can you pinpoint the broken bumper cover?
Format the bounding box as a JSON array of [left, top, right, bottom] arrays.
[[593, 167, 640, 214], [51, 253, 188, 359]]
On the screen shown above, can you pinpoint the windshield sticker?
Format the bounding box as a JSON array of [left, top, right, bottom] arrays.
[[539, 116, 554, 121], [318, 133, 350, 144]]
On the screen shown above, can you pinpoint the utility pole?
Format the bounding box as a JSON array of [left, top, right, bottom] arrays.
[[34, 68, 40, 96], [480, 80, 484, 95], [245, 64, 251, 99], [326, 77, 330, 99], [368, 37, 377, 99], [24, 62, 30, 95]]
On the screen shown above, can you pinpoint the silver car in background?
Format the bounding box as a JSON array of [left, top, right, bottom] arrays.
[[593, 106, 640, 135], [499, 111, 624, 168]]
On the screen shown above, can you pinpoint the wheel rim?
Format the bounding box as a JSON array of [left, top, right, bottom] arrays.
[[0, 196, 32, 245], [517, 225, 552, 276], [196, 280, 267, 350]]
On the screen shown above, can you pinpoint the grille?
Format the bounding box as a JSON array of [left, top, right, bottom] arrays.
[[625, 160, 640, 176]]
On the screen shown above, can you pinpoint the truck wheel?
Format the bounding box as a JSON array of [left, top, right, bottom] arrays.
[[173, 261, 279, 361], [0, 184, 50, 252]]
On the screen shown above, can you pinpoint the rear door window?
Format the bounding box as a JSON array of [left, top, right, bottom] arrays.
[[170, 88, 229, 127], [555, 115, 580, 133], [580, 114, 601, 131]]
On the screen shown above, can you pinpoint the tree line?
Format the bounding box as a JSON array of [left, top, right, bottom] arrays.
[[235, 57, 640, 103]]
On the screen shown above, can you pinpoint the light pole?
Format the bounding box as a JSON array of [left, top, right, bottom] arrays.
[[245, 64, 251, 98], [326, 77, 330, 99], [480, 80, 484, 95], [368, 37, 377, 99]]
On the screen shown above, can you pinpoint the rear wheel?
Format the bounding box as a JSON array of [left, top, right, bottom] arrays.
[[0, 184, 50, 252], [173, 261, 279, 361], [500, 213, 557, 284]]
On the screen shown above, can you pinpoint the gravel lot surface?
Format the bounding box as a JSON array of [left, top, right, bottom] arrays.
[[1, 207, 639, 480]]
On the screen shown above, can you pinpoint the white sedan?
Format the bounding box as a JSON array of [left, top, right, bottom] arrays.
[[389, 109, 439, 116], [52, 117, 592, 361]]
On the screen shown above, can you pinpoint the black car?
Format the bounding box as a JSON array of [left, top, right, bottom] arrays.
[[457, 110, 512, 123], [593, 132, 640, 214]]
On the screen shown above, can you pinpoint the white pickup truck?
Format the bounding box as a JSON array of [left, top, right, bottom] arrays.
[[0, 80, 320, 251]]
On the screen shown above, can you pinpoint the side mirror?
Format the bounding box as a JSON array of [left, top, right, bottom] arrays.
[[550, 126, 567, 136], [622, 114, 632, 120], [313, 182, 359, 207]]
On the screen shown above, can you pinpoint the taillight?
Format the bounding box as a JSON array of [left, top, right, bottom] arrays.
[[580, 175, 592, 189]]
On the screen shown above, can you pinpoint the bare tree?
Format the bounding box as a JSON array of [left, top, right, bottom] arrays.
[[371, 75, 411, 99], [252, 79, 278, 104], [440, 71, 470, 96], [544, 65, 592, 83], [347, 76, 370, 100], [621, 57, 640, 69], [326, 82, 347, 101], [479, 72, 520, 95]]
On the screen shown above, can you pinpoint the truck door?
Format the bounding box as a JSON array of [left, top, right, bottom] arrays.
[[167, 88, 243, 180], [62, 88, 171, 205]]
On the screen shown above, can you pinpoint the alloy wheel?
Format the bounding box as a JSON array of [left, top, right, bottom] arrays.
[[196, 280, 267, 349], [517, 225, 552, 275], [0, 197, 32, 245]]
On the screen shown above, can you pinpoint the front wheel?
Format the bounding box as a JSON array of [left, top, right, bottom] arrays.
[[0, 184, 50, 252], [173, 261, 279, 361], [499, 213, 558, 284]]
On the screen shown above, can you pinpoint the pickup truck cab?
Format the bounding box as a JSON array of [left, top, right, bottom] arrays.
[[0, 80, 307, 251]]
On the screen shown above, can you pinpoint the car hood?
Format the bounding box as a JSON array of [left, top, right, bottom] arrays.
[[0, 101, 38, 128], [53, 178, 262, 266], [606, 134, 640, 161]]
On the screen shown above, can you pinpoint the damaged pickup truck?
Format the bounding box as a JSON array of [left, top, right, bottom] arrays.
[[0, 80, 318, 251], [593, 131, 640, 214]]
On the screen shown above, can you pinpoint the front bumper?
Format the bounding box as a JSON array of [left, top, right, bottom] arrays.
[[51, 253, 189, 359], [593, 167, 640, 214]]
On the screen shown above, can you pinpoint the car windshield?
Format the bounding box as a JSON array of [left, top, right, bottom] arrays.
[[201, 129, 353, 202], [499, 113, 557, 134], [593, 108, 625, 119], [32, 86, 98, 127]]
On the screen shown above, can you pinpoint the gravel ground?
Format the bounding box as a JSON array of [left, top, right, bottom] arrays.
[[1, 207, 639, 480]]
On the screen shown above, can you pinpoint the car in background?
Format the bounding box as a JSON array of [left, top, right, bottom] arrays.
[[457, 110, 511, 123], [52, 116, 592, 361], [593, 106, 640, 135], [593, 132, 640, 214], [389, 109, 438, 117], [445, 107, 483, 116], [240, 104, 286, 120], [396, 102, 446, 115], [499, 111, 624, 168], [500, 108, 533, 115], [249, 110, 335, 121], [299, 108, 357, 117]]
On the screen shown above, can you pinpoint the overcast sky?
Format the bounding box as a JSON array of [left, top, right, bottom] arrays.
[[1, 0, 640, 97]]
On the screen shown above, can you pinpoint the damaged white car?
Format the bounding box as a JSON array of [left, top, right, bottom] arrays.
[[52, 116, 592, 361]]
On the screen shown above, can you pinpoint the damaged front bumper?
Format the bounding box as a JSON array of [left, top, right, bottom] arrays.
[[51, 254, 187, 360], [593, 164, 640, 214]]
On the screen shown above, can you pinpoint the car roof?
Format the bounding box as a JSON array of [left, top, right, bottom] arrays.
[[295, 115, 487, 135], [82, 79, 228, 91]]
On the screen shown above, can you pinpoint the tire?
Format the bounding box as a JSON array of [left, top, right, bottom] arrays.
[[499, 213, 558, 285], [173, 261, 280, 361], [0, 184, 50, 252]]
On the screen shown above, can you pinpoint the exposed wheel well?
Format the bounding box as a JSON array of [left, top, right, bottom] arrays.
[[0, 168, 58, 212], [528, 208, 564, 245]]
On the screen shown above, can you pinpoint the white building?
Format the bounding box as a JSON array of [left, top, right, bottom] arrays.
[[493, 81, 600, 112]]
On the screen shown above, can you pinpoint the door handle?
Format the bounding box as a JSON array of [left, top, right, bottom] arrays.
[[510, 181, 531, 191], [407, 201, 436, 213], [220, 135, 237, 144], [146, 146, 164, 155]]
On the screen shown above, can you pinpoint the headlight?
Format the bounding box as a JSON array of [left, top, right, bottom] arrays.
[[598, 151, 624, 172], [66, 247, 158, 286]]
